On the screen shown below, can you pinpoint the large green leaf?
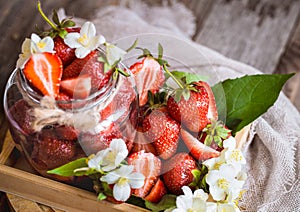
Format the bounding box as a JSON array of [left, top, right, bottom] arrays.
[[212, 73, 294, 135], [47, 158, 88, 176]]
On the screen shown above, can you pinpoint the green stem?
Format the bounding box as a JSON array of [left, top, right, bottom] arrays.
[[163, 64, 184, 89], [37, 1, 58, 30]]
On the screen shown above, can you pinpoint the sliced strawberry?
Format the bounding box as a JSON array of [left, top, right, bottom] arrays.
[[60, 75, 91, 99], [162, 152, 197, 195], [181, 128, 220, 161], [142, 107, 180, 160], [144, 178, 167, 203], [23, 52, 63, 98], [127, 151, 161, 198], [62, 50, 112, 92], [195, 81, 218, 121], [130, 57, 165, 106]]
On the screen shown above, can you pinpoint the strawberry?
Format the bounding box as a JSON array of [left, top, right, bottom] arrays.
[[195, 81, 218, 121], [162, 152, 197, 195], [9, 99, 34, 135], [167, 84, 209, 132], [79, 122, 133, 155], [53, 27, 80, 66], [62, 50, 112, 92], [54, 125, 79, 141], [144, 178, 167, 203], [142, 107, 180, 160], [130, 132, 157, 156], [129, 57, 165, 106], [127, 151, 161, 198], [23, 52, 63, 98], [31, 127, 78, 170], [181, 128, 220, 161], [60, 75, 91, 99]]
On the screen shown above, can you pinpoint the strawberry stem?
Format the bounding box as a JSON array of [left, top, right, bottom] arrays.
[[163, 64, 184, 89], [37, 1, 58, 31]]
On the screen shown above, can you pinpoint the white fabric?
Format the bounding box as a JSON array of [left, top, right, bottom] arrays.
[[59, 1, 300, 211]]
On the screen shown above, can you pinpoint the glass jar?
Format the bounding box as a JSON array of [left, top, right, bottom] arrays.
[[3, 51, 138, 183]]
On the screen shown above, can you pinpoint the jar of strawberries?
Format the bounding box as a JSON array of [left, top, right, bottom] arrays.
[[3, 7, 145, 183]]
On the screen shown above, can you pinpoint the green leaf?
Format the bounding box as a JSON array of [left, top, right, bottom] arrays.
[[145, 194, 177, 212], [47, 158, 88, 176], [97, 192, 107, 201], [170, 71, 207, 85], [189, 169, 201, 187], [212, 73, 294, 134], [125, 39, 138, 52], [182, 89, 191, 101], [158, 43, 163, 59], [52, 9, 60, 25]]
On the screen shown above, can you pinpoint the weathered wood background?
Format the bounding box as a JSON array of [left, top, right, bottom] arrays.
[[0, 0, 299, 210]]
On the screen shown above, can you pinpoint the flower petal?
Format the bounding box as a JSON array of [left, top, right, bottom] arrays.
[[181, 186, 193, 198], [75, 47, 90, 58], [31, 33, 41, 43], [100, 171, 119, 184], [193, 189, 209, 201], [41, 36, 54, 52], [113, 182, 131, 202], [116, 165, 134, 177], [88, 35, 105, 50], [128, 172, 145, 188], [176, 196, 192, 210], [210, 185, 226, 201], [81, 21, 96, 38], [64, 33, 82, 48]]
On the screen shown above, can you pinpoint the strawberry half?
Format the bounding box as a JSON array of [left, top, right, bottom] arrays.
[[144, 178, 167, 203], [181, 128, 220, 161], [195, 81, 218, 121], [142, 107, 180, 160], [62, 50, 112, 92], [127, 151, 161, 198], [60, 75, 91, 99], [130, 57, 165, 106], [162, 152, 197, 195], [23, 52, 63, 98]]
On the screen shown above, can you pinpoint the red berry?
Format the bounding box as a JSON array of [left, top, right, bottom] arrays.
[[144, 178, 167, 203], [31, 127, 77, 170], [162, 152, 197, 195], [130, 57, 165, 106], [62, 50, 112, 92], [181, 128, 220, 161], [127, 151, 161, 198], [60, 75, 91, 99], [142, 107, 180, 160], [23, 52, 63, 98]]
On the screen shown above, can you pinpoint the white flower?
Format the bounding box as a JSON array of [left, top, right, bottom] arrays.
[[100, 165, 145, 201], [16, 38, 31, 69], [203, 137, 246, 173], [64, 21, 105, 58], [88, 138, 128, 172], [206, 164, 245, 201], [16, 33, 54, 69], [172, 186, 208, 212], [206, 202, 240, 212], [30, 33, 54, 53], [106, 43, 127, 65], [101, 138, 128, 172]]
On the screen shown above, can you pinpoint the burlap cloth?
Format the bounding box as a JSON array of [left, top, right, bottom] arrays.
[[59, 1, 300, 211]]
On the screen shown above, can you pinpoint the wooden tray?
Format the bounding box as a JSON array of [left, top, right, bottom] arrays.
[[0, 126, 250, 212]]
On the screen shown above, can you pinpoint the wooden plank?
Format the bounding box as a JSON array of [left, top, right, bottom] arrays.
[[0, 164, 149, 212], [275, 13, 300, 111], [0, 131, 15, 165], [195, 0, 300, 74]]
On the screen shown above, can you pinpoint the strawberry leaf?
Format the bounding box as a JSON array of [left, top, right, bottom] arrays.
[[47, 158, 88, 176], [145, 194, 177, 212], [212, 73, 294, 135]]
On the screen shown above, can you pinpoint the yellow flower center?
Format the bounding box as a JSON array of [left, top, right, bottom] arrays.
[[118, 177, 129, 186], [218, 178, 229, 190], [37, 41, 46, 49], [78, 33, 88, 46], [230, 150, 243, 162], [214, 161, 223, 170]]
